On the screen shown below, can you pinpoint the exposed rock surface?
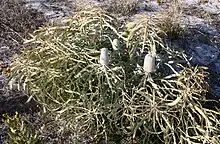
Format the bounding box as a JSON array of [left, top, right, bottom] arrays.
[[25, 0, 75, 23]]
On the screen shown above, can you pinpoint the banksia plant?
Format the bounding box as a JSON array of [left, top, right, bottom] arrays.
[[5, 7, 128, 142], [125, 14, 165, 56], [5, 8, 220, 144], [120, 66, 220, 144]]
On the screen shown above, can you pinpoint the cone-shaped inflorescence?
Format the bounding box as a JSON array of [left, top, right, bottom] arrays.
[[100, 48, 109, 66], [143, 54, 156, 74]]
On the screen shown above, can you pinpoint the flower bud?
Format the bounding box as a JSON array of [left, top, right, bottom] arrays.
[[143, 54, 156, 73], [100, 48, 109, 66], [112, 39, 120, 51]]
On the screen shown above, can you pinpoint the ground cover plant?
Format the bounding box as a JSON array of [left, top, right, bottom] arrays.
[[3, 112, 43, 144], [3, 5, 220, 144]]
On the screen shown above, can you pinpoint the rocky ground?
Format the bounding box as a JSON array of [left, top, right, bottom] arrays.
[[0, 0, 220, 143]]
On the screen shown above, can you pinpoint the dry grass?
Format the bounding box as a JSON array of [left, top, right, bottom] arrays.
[[102, 0, 138, 16], [155, 1, 185, 40]]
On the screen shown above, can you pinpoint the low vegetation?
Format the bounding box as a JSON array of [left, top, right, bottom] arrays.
[[3, 112, 43, 144], [2, 2, 220, 144]]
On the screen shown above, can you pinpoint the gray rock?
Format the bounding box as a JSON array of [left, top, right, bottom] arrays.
[[183, 0, 220, 15], [201, 3, 220, 15], [183, 0, 200, 5], [188, 44, 219, 66], [25, 0, 74, 24], [25, 1, 42, 9], [210, 84, 220, 97], [182, 15, 219, 37], [181, 15, 220, 36], [182, 15, 207, 27], [137, 1, 162, 12], [210, 59, 220, 74], [197, 23, 220, 36], [180, 15, 220, 66]]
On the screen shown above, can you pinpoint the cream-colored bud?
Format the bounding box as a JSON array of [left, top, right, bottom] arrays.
[[8, 78, 17, 90], [112, 39, 120, 51], [143, 54, 156, 73], [100, 48, 109, 66]]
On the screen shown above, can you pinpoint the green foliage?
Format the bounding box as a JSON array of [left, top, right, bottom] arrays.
[[124, 14, 164, 56], [3, 112, 43, 144], [6, 8, 220, 143]]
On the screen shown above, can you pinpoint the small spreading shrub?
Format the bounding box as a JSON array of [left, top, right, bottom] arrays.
[[3, 112, 43, 144], [5, 7, 220, 144]]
